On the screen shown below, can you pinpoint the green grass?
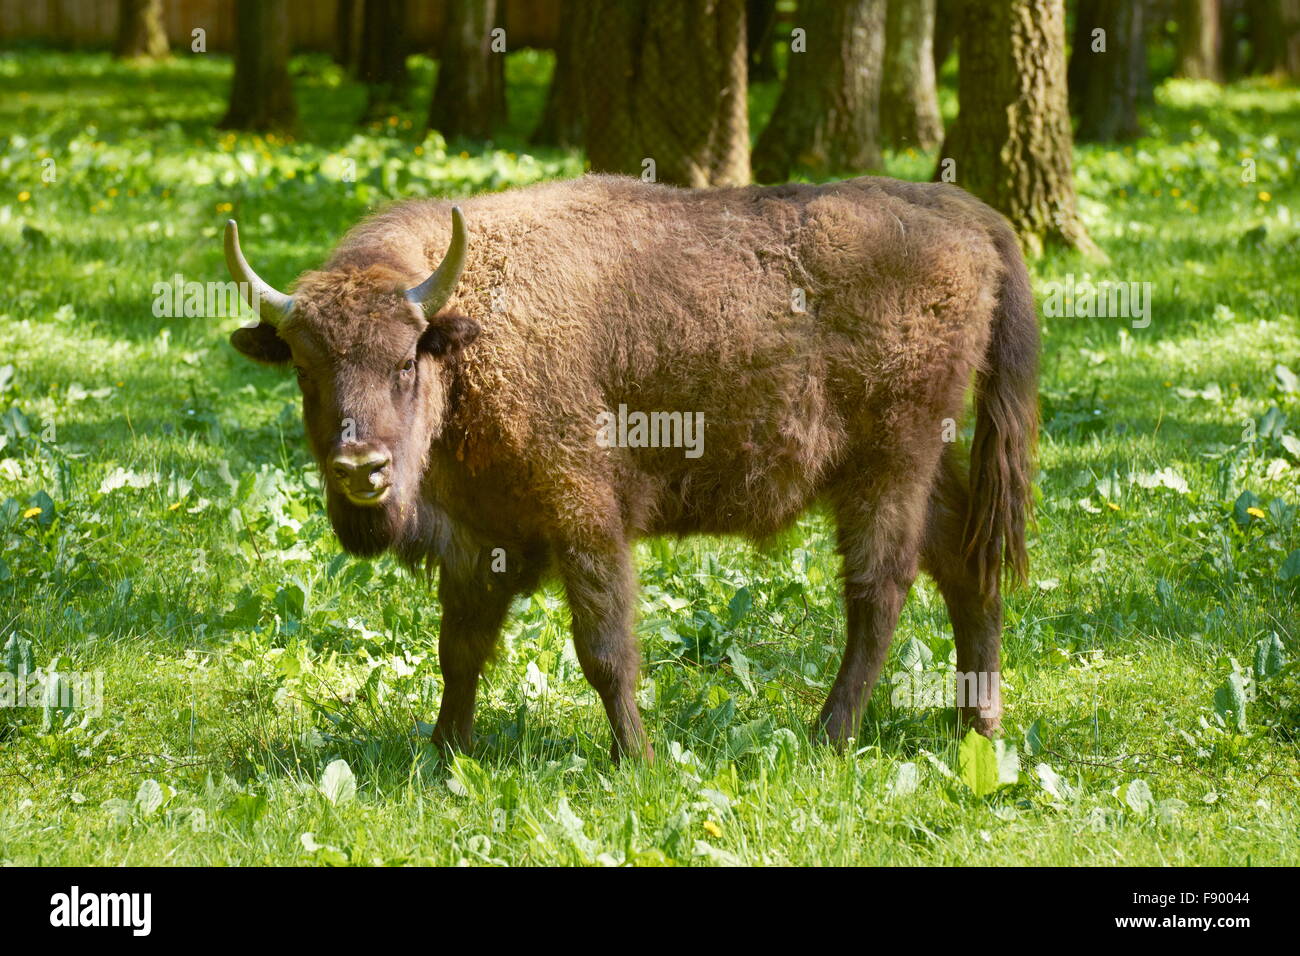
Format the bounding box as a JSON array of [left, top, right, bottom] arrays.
[[1, 50, 1298, 866]]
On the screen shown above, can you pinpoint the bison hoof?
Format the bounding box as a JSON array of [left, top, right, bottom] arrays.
[[815, 707, 862, 751]]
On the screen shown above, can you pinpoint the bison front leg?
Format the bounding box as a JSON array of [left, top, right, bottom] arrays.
[[559, 543, 653, 764], [431, 551, 541, 752]]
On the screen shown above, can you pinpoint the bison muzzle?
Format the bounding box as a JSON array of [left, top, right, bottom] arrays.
[[223, 174, 1039, 763]]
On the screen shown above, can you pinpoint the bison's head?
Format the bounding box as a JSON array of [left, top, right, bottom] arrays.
[[224, 209, 479, 558]]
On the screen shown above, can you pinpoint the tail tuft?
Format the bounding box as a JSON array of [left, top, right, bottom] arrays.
[[965, 227, 1039, 594]]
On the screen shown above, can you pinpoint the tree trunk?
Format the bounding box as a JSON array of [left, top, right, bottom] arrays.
[[335, 0, 365, 73], [115, 0, 169, 60], [748, 0, 779, 81], [937, 0, 1096, 256], [359, 0, 409, 120], [1219, 0, 1243, 79], [1246, 0, 1300, 76], [1175, 0, 1221, 80], [752, 0, 885, 182], [532, 0, 584, 146], [1074, 0, 1145, 141], [1066, 0, 1098, 110], [933, 0, 958, 70], [428, 0, 507, 141], [881, 0, 942, 150], [578, 0, 750, 188], [219, 0, 297, 132]]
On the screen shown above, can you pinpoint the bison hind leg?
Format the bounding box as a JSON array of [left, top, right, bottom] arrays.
[[817, 456, 939, 747], [919, 449, 1003, 736]]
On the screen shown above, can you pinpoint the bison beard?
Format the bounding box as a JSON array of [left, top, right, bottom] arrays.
[[326, 489, 405, 557], [223, 173, 1039, 765]]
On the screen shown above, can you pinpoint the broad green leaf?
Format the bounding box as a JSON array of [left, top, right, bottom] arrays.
[[994, 738, 1020, 785], [319, 758, 356, 806], [447, 753, 490, 801], [1120, 778, 1153, 816], [1036, 762, 1072, 802], [727, 586, 752, 625], [887, 761, 920, 799], [896, 637, 933, 671], [135, 779, 164, 816], [1213, 671, 1249, 733], [958, 729, 1000, 797], [1254, 632, 1286, 680], [1023, 719, 1044, 757]]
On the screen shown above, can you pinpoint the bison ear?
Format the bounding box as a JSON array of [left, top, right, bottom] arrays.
[[230, 322, 292, 366], [418, 313, 480, 359]]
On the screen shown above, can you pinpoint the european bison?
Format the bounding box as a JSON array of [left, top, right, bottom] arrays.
[[224, 174, 1038, 762]]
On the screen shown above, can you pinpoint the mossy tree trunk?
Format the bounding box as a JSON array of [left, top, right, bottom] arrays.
[[114, 0, 169, 60], [578, 0, 750, 188], [752, 0, 885, 182], [428, 0, 507, 141], [881, 0, 942, 151], [219, 0, 297, 132], [937, 0, 1096, 256], [1176, 0, 1222, 80]]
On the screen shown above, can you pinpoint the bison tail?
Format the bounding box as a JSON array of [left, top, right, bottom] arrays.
[[965, 227, 1039, 594]]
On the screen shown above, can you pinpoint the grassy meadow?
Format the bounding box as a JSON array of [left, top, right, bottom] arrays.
[[0, 49, 1298, 865]]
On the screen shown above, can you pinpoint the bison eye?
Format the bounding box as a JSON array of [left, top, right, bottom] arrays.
[[400, 358, 416, 376]]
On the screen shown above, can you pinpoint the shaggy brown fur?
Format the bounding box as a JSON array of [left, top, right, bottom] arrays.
[[228, 173, 1039, 761]]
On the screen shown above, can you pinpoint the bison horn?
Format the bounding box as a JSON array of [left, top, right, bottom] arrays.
[[224, 219, 293, 327], [406, 206, 468, 316]]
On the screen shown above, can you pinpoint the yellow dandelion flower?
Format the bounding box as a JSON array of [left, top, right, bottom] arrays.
[[168, 502, 182, 511], [22, 506, 42, 519], [702, 820, 722, 838], [1170, 187, 1181, 197], [17, 191, 30, 202], [108, 187, 118, 197], [1106, 501, 1120, 511], [1246, 506, 1265, 519], [216, 202, 233, 213], [388, 116, 398, 126], [1258, 191, 1271, 202], [414, 145, 424, 156]]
